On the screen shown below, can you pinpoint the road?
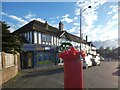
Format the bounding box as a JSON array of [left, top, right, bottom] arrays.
[[83, 61, 119, 88], [2, 61, 119, 89]]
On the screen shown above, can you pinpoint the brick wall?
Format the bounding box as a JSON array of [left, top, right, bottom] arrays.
[[1, 66, 18, 85], [0, 52, 20, 85]]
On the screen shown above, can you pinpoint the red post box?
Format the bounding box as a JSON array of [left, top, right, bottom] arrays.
[[59, 47, 85, 89]]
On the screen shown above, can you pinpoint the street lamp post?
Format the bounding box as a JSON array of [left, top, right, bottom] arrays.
[[80, 6, 91, 51]]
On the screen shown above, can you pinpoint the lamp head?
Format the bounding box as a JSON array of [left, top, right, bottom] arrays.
[[88, 6, 91, 8]]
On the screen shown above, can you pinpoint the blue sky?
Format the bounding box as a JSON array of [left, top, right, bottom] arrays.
[[2, 1, 118, 43]]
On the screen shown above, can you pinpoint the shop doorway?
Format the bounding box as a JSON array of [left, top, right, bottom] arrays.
[[27, 52, 33, 68]]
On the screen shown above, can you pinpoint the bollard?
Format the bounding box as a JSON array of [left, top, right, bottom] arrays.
[[59, 47, 85, 89]]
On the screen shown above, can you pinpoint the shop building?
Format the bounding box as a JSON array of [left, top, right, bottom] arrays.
[[14, 20, 95, 68]]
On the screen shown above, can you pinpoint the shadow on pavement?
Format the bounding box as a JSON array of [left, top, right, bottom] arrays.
[[113, 66, 120, 76], [116, 65, 120, 69], [22, 67, 64, 78], [113, 70, 120, 76]]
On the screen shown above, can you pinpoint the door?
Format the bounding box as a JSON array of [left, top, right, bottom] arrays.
[[21, 52, 27, 69], [27, 52, 33, 68]]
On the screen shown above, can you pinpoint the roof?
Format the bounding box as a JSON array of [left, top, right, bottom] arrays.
[[114, 46, 120, 52], [87, 42, 96, 47], [13, 20, 34, 34], [33, 20, 63, 36], [65, 31, 81, 43], [20, 35, 30, 44], [65, 31, 88, 44], [14, 20, 62, 37], [14, 20, 88, 45]]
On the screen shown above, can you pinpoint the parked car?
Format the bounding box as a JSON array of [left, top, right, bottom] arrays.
[[91, 54, 101, 66], [95, 55, 101, 65], [83, 54, 92, 69]]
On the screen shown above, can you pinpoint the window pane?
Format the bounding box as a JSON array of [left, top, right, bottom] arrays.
[[46, 35, 51, 42], [42, 34, 46, 41]]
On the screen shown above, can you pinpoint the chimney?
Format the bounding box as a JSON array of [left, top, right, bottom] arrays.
[[45, 21, 48, 29], [59, 22, 64, 31], [86, 35, 88, 42]]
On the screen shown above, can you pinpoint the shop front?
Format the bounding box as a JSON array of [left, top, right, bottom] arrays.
[[20, 44, 58, 69]]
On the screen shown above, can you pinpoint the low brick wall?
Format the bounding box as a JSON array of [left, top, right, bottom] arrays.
[[0, 71, 2, 86], [0, 52, 20, 85], [1, 66, 18, 84]]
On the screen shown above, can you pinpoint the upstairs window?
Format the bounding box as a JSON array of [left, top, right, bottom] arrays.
[[42, 34, 52, 42], [42, 34, 46, 42], [46, 35, 51, 42]]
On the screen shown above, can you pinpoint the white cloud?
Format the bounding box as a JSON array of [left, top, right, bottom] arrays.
[[73, 16, 78, 20], [2, 12, 28, 25], [112, 13, 118, 20], [74, 0, 102, 39], [56, 16, 59, 18], [52, 21, 55, 23], [107, 5, 118, 15], [66, 26, 80, 37], [9, 26, 17, 33], [61, 14, 73, 23], [2, 11, 59, 32], [2, 12, 29, 32], [6, 22, 18, 33], [48, 21, 59, 28], [61, 18, 73, 23], [52, 24, 59, 28], [24, 12, 46, 23], [1, 12, 7, 16], [86, 17, 118, 42], [107, 11, 113, 15], [102, 30, 118, 40], [67, 27, 77, 33], [2, 12, 46, 32], [94, 29, 118, 42], [24, 12, 36, 19], [2, 11, 61, 33], [62, 14, 69, 18], [30, 18, 45, 23], [73, 23, 79, 26], [50, 18, 54, 20], [71, 0, 118, 43], [10, 15, 28, 24]]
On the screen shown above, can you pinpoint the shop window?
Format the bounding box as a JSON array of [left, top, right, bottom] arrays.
[[37, 52, 44, 65]]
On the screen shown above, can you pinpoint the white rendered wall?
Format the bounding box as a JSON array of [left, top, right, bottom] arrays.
[[38, 32, 41, 44], [34, 31, 37, 44]]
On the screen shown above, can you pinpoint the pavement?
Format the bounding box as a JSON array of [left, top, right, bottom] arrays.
[[2, 65, 64, 88], [1, 61, 120, 89]]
